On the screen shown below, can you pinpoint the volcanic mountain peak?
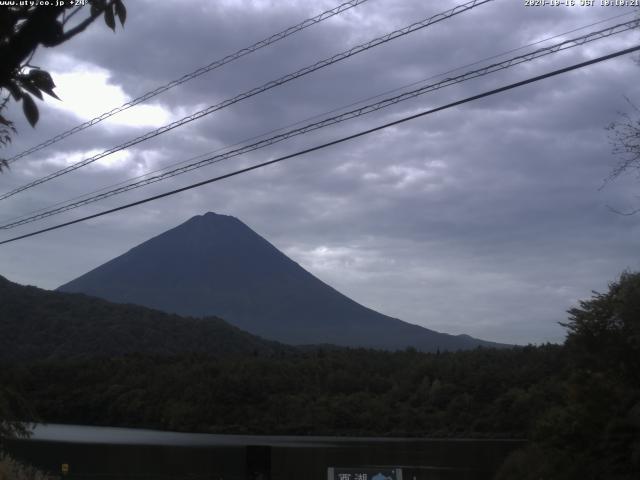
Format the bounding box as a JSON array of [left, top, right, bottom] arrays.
[[58, 213, 508, 351]]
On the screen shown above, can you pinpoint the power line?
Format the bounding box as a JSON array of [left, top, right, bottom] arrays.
[[3, 17, 635, 228], [5, 0, 372, 165], [2, 18, 637, 230], [6, 8, 633, 227], [347, 9, 638, 108], [0, 0, 494, 202], [1, 43, 638, 247]]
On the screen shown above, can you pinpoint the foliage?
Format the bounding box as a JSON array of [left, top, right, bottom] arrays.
[[0, 273, 282, 449], [606, 98, 640, 214], [0, 352, 33, 446], [0, 387, 32, 446], [0, 275, 287, 361], [2, 272, 640, 476], [0, 346, 564, 438], [563, 270, 640, 381], [495, 271, 640, 479], [0, 96, 15, 172], [0, 0, 126, 164], [607, 100, 640, 182], [0, 454, 57, 480]]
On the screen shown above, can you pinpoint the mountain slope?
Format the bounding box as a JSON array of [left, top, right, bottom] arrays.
[[0, 275, 287, 362], [58, 212, 507, 351]]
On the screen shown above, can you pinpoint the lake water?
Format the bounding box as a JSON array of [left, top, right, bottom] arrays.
[[4, 424, 525, 480]]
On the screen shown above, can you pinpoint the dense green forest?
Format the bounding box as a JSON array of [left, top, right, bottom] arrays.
[[0, 275, 288, 361], [1, 345, 564, 437], [1, 272, 639, 479]]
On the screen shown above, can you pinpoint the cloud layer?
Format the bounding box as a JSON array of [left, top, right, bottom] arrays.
[[1, 0, 639, 344]]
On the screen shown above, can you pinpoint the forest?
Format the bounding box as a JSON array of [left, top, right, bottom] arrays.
[[1, 271, 639, 479]]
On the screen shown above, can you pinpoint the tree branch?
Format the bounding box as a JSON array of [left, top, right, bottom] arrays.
[[53, 3, 109, 45], [62, 5, 84, 26]]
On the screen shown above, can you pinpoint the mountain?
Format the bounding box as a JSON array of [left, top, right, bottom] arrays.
[[0, 275, 287, 362], [58, 212, 507, 351]]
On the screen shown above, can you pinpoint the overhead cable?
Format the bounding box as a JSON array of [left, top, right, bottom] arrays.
[[10, 6, 632, 226], [5, 0, 372, 165], [2, 18, 637, 230], [1, 43, 638, 246], [0, 0, 494, 201]]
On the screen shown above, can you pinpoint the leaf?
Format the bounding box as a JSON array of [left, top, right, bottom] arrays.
[[18, 80, 43, 100], [37, 85, 60, 100], [29, 70, 60, 100], [115, 0, 126, 26], [43, 88, 60, 100], [22, 93, 39, 127], [104, 4, 116, 31], [29, 69, 55, 91], [6, 81, 22, 101], [90, 0, 106, 17]]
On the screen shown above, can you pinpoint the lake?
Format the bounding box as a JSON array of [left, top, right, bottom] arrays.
[[4, 424, 525, 480]]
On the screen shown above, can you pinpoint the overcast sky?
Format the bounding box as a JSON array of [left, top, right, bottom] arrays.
[[1, 0, 639, 345]]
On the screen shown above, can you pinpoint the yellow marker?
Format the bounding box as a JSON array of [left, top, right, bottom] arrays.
[[61, 464, 69, 475]]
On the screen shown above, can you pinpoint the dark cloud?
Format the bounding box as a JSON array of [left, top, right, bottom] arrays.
[[1, 0, 639, 344]]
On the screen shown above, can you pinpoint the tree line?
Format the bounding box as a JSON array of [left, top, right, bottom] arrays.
[[1, 271, 639, 479]]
